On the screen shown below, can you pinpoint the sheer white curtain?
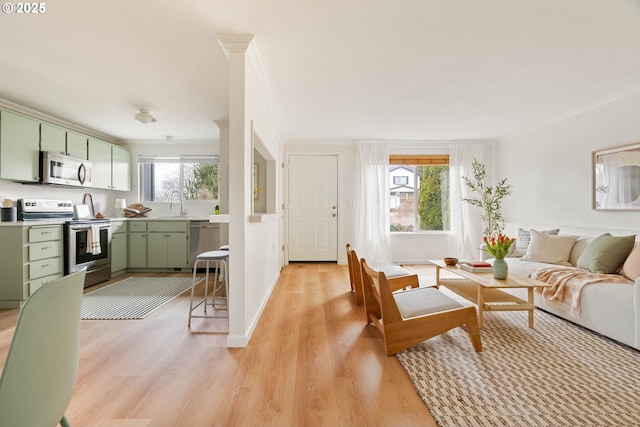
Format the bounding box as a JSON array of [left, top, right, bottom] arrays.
[[354, 142, 393, 266], [449, 143, 485, 260]]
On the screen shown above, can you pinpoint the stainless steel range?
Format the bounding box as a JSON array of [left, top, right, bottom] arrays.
[[18, 199, 112, 288]]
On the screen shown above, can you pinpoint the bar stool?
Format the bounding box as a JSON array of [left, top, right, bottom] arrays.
[[188, 250, 229, 326], [219, 244, 229, 251]]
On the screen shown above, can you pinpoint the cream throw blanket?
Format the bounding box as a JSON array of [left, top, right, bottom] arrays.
[[529, 266, 633, 318]]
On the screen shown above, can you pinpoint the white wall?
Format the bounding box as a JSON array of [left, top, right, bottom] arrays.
[[238, 45, 284, 344], [0, 180, 116, 216], [220, 35, 284, 347], [497, 91, 640, 233]]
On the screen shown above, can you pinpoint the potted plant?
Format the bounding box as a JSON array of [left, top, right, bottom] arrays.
[[462, 159, 512, 239]]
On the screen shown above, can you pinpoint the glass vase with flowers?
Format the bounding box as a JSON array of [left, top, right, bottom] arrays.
[[483, 234, 515, 279]]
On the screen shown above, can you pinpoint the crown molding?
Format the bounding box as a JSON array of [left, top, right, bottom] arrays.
[[0, 97, 116, 143]]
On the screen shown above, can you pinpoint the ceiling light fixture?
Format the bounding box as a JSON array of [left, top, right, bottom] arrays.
[[134, 108, 157, 124]]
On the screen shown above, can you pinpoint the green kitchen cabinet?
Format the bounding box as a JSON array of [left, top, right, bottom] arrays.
[[88, 138, 112, 189], [111, 144, 131, 191], [111, 220, 128, 274], [88, 138, 131, 191], [0, 110, 41, 182], [66, 131, 88, 160], [128, 221, 147, 268], [40, 122, 67, 154], [147, 221, 190, 268], [0, 224, 64, 308]]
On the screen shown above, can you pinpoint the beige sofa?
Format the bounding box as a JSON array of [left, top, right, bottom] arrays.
[[482, 229, 640, 350]]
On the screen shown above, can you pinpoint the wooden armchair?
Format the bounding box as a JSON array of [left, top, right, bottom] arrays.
[[360, 258, 482, 355], [346, 243, 412, 305], [346, 243, 364, 304]]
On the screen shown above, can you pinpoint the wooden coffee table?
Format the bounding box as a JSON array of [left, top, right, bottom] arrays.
[[430, 260, 551, 328]]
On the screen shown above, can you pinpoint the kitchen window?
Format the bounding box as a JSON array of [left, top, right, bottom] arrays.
[[389, 154, 449, 232], [139, 156, 219, 202]]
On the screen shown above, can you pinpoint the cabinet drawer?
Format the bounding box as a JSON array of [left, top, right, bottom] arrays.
[[111, 220, 127, 234], [30, 273, 63, 295], [29, 257, 63, 280], [29, 240, 62, 261], [129, 221, 147, 232], [148, 221, 188, 232], [28, 226, 61, 243]]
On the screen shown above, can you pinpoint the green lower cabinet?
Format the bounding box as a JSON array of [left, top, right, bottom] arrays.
[[128, 231, 147, 268], [126, 221, 189, 270], [147, 232, 189, 268], [0, 224, 63, 308], [111, 231, 128, 273]]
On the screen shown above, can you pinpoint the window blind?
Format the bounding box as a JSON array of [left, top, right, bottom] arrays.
[[389, 154, 449, 165]]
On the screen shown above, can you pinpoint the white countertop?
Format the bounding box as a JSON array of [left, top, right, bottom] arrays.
[[0, 216, 213, 227]]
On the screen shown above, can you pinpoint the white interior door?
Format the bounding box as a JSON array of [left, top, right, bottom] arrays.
[[288, 155, 338, 261]]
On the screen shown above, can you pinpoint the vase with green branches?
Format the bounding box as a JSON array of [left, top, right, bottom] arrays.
[[462, 159, 512, 239]]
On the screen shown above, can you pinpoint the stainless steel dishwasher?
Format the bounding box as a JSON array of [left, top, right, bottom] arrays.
[[190, 221, 220, 269]]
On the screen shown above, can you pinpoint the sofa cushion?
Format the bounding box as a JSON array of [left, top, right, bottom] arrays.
[[509, 228, 560, 258], [620, 245, 640, 281], [521, 230, 578, 265], [577, 233, 636, 274]]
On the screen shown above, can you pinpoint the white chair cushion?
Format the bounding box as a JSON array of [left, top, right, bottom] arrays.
[[394, 287, 462, 319], [376, 265, 410, 278]]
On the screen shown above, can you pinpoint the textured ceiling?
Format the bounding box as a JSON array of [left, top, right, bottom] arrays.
[[0, 0, 639, 143]]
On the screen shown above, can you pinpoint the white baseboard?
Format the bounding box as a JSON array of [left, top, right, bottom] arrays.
[[226, 270, 280, 348]]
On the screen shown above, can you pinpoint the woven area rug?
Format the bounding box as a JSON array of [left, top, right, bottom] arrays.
[[396, 307, 640, 426], [81, 276, 202, 320]]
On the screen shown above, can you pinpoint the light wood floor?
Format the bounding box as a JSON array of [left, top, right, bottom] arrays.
[[0, 263, 436, 427]]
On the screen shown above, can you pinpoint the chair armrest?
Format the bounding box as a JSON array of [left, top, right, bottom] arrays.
[[387, 274, 420, 292]]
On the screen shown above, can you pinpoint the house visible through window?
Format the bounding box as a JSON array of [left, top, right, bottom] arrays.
[[389, 154, 449, 232], [139, 156, 219, 202]]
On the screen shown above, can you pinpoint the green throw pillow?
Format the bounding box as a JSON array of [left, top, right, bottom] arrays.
[[577, 233, 636, 274]]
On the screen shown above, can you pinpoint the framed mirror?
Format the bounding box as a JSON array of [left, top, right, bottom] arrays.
[[593, 142, 640, 210]]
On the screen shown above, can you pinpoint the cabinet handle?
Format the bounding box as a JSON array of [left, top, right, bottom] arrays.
[[40, 231, 52, 235], [41, 263, 51, 268]]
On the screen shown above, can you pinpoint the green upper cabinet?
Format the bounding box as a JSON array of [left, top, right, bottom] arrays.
[[88, 138, 113, 189], [40, 123, 66, 154], [88, 137, 131, 191], [40, 125, 87, 159], [66, 131, 88, 160], [112, 144, 131, 191], [0, 110, 41, 183]]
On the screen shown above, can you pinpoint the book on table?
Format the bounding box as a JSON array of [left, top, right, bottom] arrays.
[[459, 261, 493, 273]]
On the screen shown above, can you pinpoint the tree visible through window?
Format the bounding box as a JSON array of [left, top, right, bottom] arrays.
[[389, 155, 449, 232], [139, 156, 219, 202]]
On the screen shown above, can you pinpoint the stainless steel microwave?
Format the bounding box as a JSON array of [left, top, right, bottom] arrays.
[[40, 151, 92, 187]]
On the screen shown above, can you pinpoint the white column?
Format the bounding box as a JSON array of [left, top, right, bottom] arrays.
[[217, 34, 254, 347]]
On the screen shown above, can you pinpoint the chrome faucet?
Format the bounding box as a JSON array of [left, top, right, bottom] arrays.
[[169, 190, 185, 216]]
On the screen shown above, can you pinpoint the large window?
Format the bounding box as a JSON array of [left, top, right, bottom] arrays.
[[389, 155, 449, 232], [139, 156, 219, 202]]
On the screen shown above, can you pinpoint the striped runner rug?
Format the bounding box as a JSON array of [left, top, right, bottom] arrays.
[[396, 305, 640, 426], [81, 276, 202, 320]]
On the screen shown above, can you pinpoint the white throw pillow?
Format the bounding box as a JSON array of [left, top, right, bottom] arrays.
[[521, 230, 578, 265], [509, 228, 560, 258]]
